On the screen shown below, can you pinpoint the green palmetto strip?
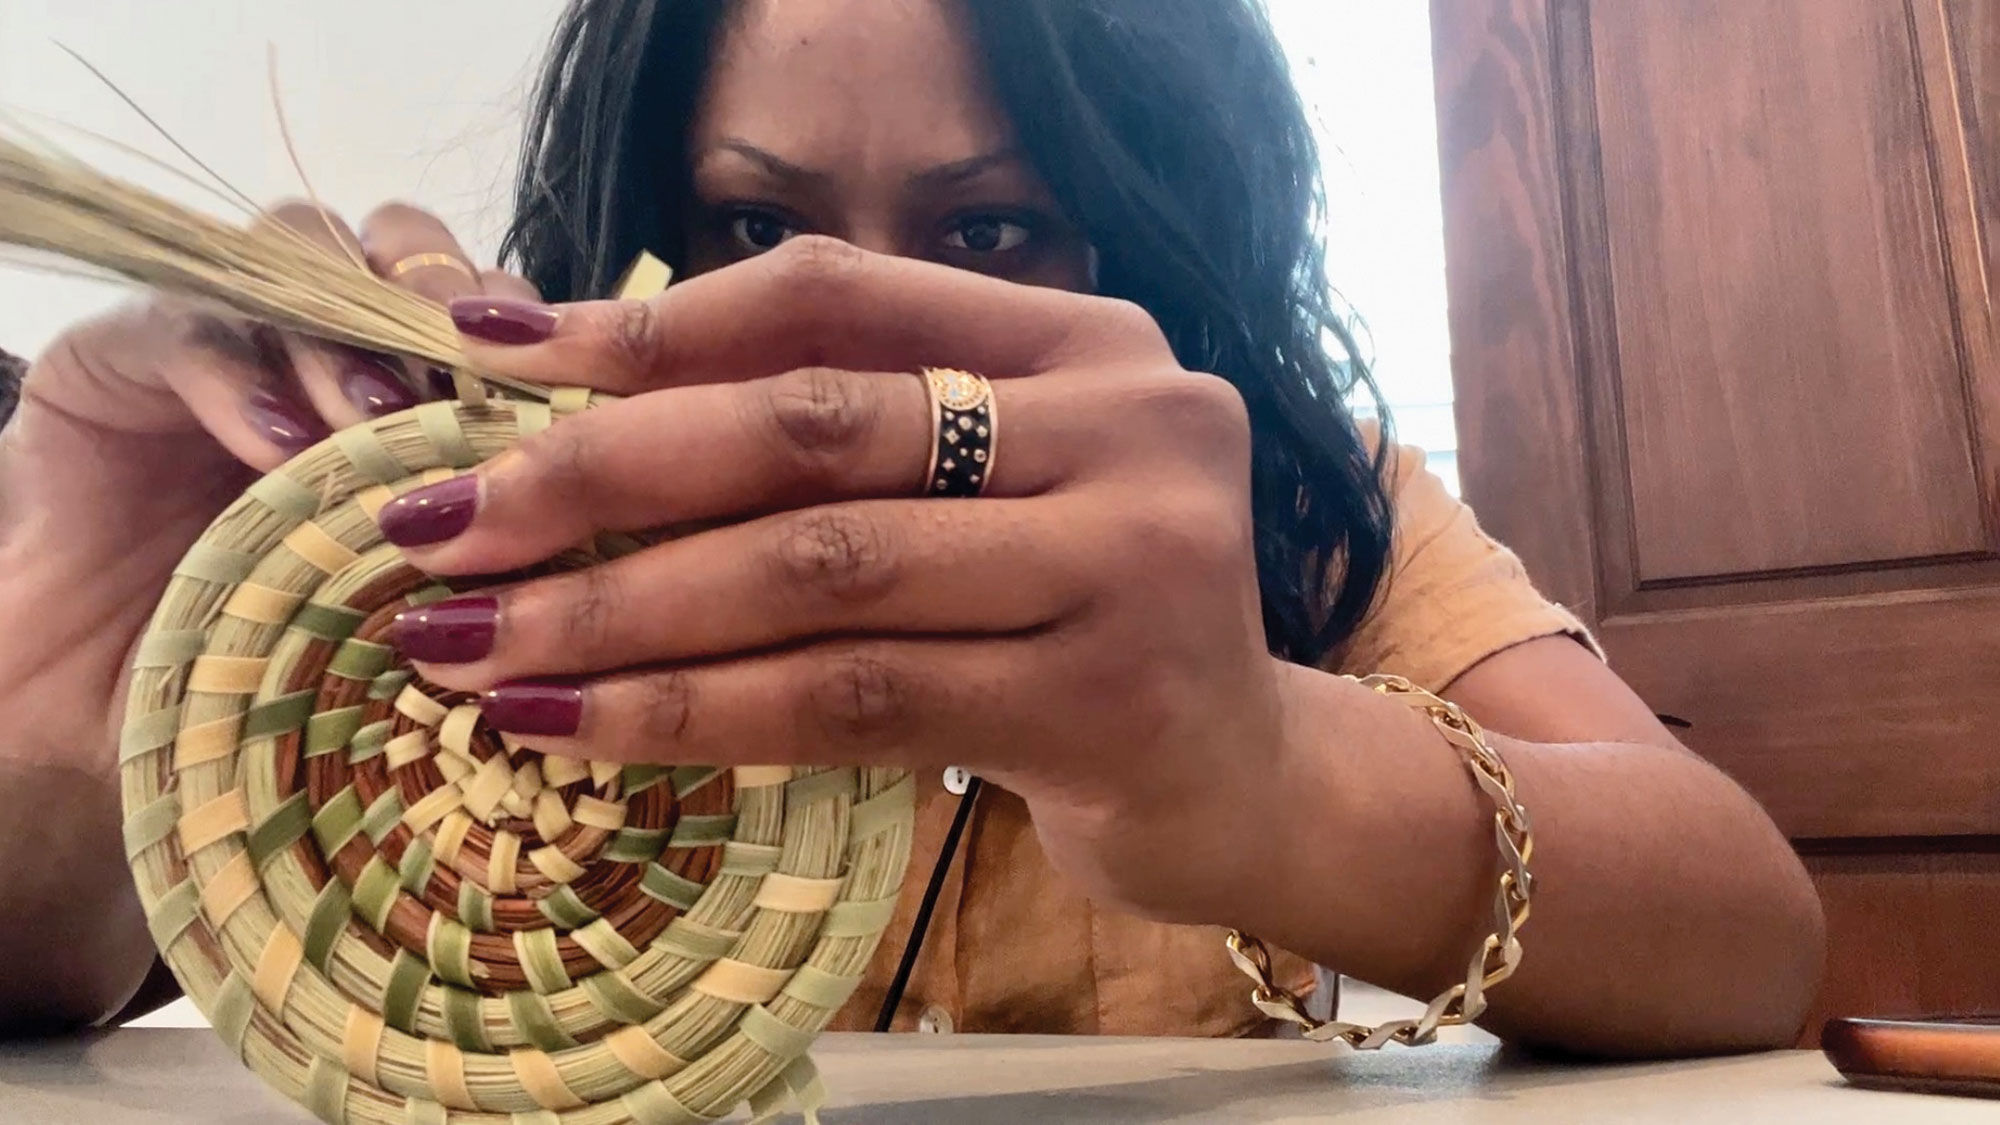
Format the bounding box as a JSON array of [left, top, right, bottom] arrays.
[[289, 603, 366, 643], [720, 843, 782, 878], [820, 897, 899, 939], [246, 792, 311, 869], [508, 989, 580, 1052], [457, 881, 495, 932], [352, 855, 400, 932], [301, 1056, 347, 1123], [641, 865, 705, 912], [739, 1005, 817, 1060], [328, 638, 394, 681], [334, 426, 406, 486], [173, 544, 256, 584], [654, 918, 740, 963], [582, 970, 665, 1026], [244, 690, 315, 738], [428, 916, 476, 989], [395, 839, 435, 896], [245, 472, 319, 521], [360, 788, 403, 843], [667, 815, 735, 848], [517, 927, 572, 994], [784, 767, 858, 809], [366, 669, 414, 701], [303, 881, 351, 971], [380, 949, 428, 1034], [442, 986, 490, 1053], [781, 966, 864, 1010], [536, 885, 598, 929], [304, 706, 365, 755], [622, 764, 669, 795], [603, 827, 671, 865], [310, 786, 365, 854], [348, 719, 393, 764]]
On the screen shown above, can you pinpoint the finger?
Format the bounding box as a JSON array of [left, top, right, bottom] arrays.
[[449, 236, 1172, 394], [357, 202, 513, 399], [376, 367, 1083, 572], [260, 202, 418, 427], [474, 637, 1035, 771], [401, 498, 1093, 691], [82, 303, 327, 471], [358, 202, 487, 307], [354, 207, 546, 399], [479, 268, 541, 303]]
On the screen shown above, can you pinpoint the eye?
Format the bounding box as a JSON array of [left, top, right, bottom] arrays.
[[728, 209, 799, 252], [945, 215, 1032, 254]]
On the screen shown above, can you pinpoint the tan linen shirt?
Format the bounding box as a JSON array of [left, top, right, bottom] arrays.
[[832, 439, 1592, 1037]]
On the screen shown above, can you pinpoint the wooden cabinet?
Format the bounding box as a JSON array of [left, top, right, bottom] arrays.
[[1431, 0, 2000, 1038]]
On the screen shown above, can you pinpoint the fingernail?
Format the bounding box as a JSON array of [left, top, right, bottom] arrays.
[[450, 296, 559, 345], [340, 351, 417, 417], [393, 595, 499, 664], [427, 367, 458, 398], [377, 474, 480, 547], [243, 388, 327, 455], [482, 680, 584, 737]]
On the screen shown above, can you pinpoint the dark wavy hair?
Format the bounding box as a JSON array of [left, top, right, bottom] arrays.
[[501, 0, 1394, 665]]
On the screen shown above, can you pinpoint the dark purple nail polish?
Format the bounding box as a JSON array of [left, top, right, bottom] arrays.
[[482, 680, 584, 737], [393, 596, 499, 664], [377, 474, 480, 547], [427, 367, 458, 399], [450, 296, 559, 346], [244, 388, 327, 455], [340, 352, 417, 417]]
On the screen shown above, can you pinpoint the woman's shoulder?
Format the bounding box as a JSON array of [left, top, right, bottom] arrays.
[[1330, 422, 1599, 689]]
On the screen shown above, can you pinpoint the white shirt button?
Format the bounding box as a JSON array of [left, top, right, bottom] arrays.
[[917, 1005, 956, 1035], [942, 766, 973, 796]]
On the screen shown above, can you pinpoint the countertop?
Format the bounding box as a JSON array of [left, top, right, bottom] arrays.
[[2, 1029, 1992, 1123]]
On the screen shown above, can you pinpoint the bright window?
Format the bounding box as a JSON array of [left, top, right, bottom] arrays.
[[1266, 0, 1459, 493]]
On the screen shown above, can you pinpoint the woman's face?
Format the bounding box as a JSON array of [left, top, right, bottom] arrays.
[[684, 0, 1095, 291]]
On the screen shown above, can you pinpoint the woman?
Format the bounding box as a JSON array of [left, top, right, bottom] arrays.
[[0, 0, 1823, 1053]]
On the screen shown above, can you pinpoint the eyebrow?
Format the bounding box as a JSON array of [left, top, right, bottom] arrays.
[[907, 149, 1022, 189], [707, 138, 1024, 190], [710, 139, 831, 185]]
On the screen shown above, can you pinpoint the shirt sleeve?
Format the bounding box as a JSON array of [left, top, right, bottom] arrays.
[[1329, 435, 1602, 691]]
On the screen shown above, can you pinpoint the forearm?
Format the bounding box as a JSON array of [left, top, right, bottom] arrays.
[[0, 758, 157, 1036], [1233, 665, 1824, 1058], [0, 558, 160, 1036], [0, 407, 207, 1036]]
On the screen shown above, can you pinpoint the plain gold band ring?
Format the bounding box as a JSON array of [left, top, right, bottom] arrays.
[[389, 252, 478, 281]]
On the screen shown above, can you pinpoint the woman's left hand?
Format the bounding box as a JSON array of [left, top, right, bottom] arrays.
[[388, 236, 1287, 925]]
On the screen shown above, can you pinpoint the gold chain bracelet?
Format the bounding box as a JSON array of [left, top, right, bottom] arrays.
[[1225, 674, 1534, 1049]]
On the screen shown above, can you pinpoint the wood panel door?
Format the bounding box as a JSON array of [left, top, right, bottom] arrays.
[[1430, 0, 2000, 1040]]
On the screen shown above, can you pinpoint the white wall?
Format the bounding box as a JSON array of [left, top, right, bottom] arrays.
[[1266, 0, 1458, 486], [0, 0, 567, 360]]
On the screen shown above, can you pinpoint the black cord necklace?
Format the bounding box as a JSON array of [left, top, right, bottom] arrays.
[[873, 776, 984, 1032]]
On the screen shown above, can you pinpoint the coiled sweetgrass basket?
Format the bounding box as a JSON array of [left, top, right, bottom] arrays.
[[117, 388, 914, 1124], [0, 117, 917, 1114]]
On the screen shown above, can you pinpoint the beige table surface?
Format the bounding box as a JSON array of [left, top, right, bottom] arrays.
[[0, 1030, 1990, 1124]]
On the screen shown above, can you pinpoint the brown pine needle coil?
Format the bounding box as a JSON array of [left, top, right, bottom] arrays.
[[1, 115, 913, 1124]]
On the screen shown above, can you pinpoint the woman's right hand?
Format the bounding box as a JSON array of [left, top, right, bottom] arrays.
[[0, 199, 530, 1032]]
